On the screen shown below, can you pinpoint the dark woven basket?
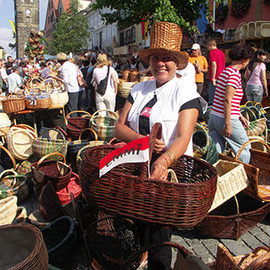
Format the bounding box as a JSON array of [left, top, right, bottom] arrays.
[[41, 215, 76, 267], [83, 211, 141, 270], [80, 143, 217, 229], [195, 192, 270, 240], [65, 110, 91, 140], [0, 223, 48, 269], [31, 153, 72, 192]]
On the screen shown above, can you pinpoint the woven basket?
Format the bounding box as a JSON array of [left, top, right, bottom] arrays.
[[7, 127, 37, 160], [0, 112, 11, 137], [90, 109, 119, 142], [118, 81, 137, 98], [0, 144, 16, 172], [25, 91, 52, 110], [245, 118, 266, 136], [209, 160, 248, 212], [80, 123, 218, 229], [0, 223, 48, 269], [196, 192, 270, 240], [215, 243, 270, 270], [65, 110, 91, 140], [41, 216, 76, 267], [0, 196, 18, 225], [1, 94, 26, 114], [31, 152, 72, 193]]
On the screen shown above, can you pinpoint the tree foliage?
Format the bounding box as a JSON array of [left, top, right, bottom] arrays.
[[51, 0, 90, 54], [91, 0, 211, 33]]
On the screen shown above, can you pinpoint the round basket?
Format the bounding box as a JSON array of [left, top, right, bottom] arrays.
[[90, 109, 119, 142], [0, 223, 48, 269], [118, 81, 137, 98], [31, 152, 72, 192], [0, 112, 11, 137], [65, 110, 91, 140], [0, 196, 18, 225], [25, 91, 52, 110], [1, 95, 26, 114], [7, 128, 37, 160], [80, 144, 218, 229]]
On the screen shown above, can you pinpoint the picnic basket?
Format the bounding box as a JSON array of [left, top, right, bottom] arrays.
[[80, 123, 218, 229], [31, 152, 72, 194], [215, 243, 270, 269], [1, 93, 26, 114], [221, 138, 270, 201], [195, 192, 270, 240], [90, 109, 119, 141], [209, 160, 248, 212], [65, 110, 91, 140], [0, 223, 48, 270]]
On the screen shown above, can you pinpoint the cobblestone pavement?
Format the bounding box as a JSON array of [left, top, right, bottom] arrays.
[[22, 195, 270, 269]]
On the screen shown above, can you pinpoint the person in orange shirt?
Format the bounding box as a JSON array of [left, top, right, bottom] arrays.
[[189, 43, 208, 94]]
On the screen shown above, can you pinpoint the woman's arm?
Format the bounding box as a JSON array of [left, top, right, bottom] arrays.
[[222, 85, 236, 138], [151, 108, 199, 180], [111, 71, 118, 94], [114, 100, 145, 142], [260, 69, 268, 97]]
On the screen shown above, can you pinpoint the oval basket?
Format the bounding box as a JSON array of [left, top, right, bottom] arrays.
[[1, 95, 26, 114], [0, 223, 48, 270], [90, 109, 119, 142], [80, 145, 218, 229]]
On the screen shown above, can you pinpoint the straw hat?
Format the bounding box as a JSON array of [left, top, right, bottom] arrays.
[[139, 21, 188, 70]]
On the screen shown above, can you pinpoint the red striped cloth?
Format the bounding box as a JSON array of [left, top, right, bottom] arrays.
[[211, 65, 243, 118]]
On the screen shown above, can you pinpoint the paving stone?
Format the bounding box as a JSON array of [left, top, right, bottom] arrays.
[[186, 238, 204, 248], [200, 238, 219, 246], [249, 226, 264, 235], [240, 232, 264, 249], [198, 253, 215, 264], [192, 244, 209, 256], [205, 244, 218, 257], [224, 241, 253, 256], [254, 231, 270, 246]]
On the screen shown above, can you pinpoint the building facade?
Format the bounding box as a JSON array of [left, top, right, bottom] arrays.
[[14, 0, 39, 58]]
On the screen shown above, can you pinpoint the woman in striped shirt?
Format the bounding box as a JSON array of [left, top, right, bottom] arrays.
[[208, 43, 254, 163]]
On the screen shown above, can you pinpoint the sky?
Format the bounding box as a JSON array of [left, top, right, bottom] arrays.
[[0, 0, 47, 59]]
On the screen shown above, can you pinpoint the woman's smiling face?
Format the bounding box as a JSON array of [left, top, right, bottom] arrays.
[[149, 53, 178, 87]]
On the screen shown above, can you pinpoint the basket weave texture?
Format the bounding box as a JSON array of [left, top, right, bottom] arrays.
[[0, 196, 18, 225], [1, 96, 25, 114], [80, 123, 217, 229], [196, 192, 270, 240], [0, 223, 48, 269], [25, 93, 52, 110]]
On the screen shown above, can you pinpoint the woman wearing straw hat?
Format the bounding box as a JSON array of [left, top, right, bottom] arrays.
[[115, 21, 206, 270]]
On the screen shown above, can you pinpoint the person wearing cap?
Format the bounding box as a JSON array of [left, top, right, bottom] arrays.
[[55, 52, 82, 116], [189, 43, 208, 95], [206, 39, 225, 105], [115, 21, 206, 270]]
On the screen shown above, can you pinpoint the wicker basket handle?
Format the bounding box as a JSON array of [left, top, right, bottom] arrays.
[[12, 124, 37, 135], [36, 152, 66, 170], [40, 128, 66, 141], [91, 109, 119, 120], [65, 110, 91, 121], [120, 241, 191, 270], [0, 144, 16, 170], [0, 168, 18, 181], [78, 128, 98, 141], [235, 139, 270, 161], [167, 169, 178, 183], [10, 127, 37, 140]]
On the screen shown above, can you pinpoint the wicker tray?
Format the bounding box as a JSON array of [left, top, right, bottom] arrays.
[[196, 192, 270, 240], [209, 160, 248, 212]]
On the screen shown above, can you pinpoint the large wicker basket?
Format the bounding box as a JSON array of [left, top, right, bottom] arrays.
[[1, 94, 26, 114], [0, 223, 48, 269], [80, 124, 218, 229], [25, 91, 52, 110]]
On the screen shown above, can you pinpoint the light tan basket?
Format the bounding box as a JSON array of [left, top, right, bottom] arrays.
[[1, 94, 26, 114], [209, 160, 248, 212], [118, 81, 138, 98], [25, 90, 52, 110], [0, 196, 18, 225]]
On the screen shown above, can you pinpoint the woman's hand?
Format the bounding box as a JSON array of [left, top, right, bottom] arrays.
[[150, 156, 168, 181], [239, 114, 249, 129], [222, 124, 232, 138], [153, 138, 166, 153]]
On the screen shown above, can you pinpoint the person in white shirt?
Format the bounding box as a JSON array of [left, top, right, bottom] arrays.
[[56, 52, 82, 115], [7, 66, 23, 94], [0, 59, 8, 93]]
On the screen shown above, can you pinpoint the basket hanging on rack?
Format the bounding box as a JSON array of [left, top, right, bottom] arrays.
[[1, 93, 26, 114], [65, 110, 91, 140], [31, 152, 72, 195], [90, 109, 119, 142], [195, 192, 270, 240], [80, 123, 218, 229], [32, 128, 69, 159], [221, 139, 270, 201], [0, 223, 48, 270]]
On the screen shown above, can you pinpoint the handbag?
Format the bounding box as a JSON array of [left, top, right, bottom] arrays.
[[96, 65, 110, 96]]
